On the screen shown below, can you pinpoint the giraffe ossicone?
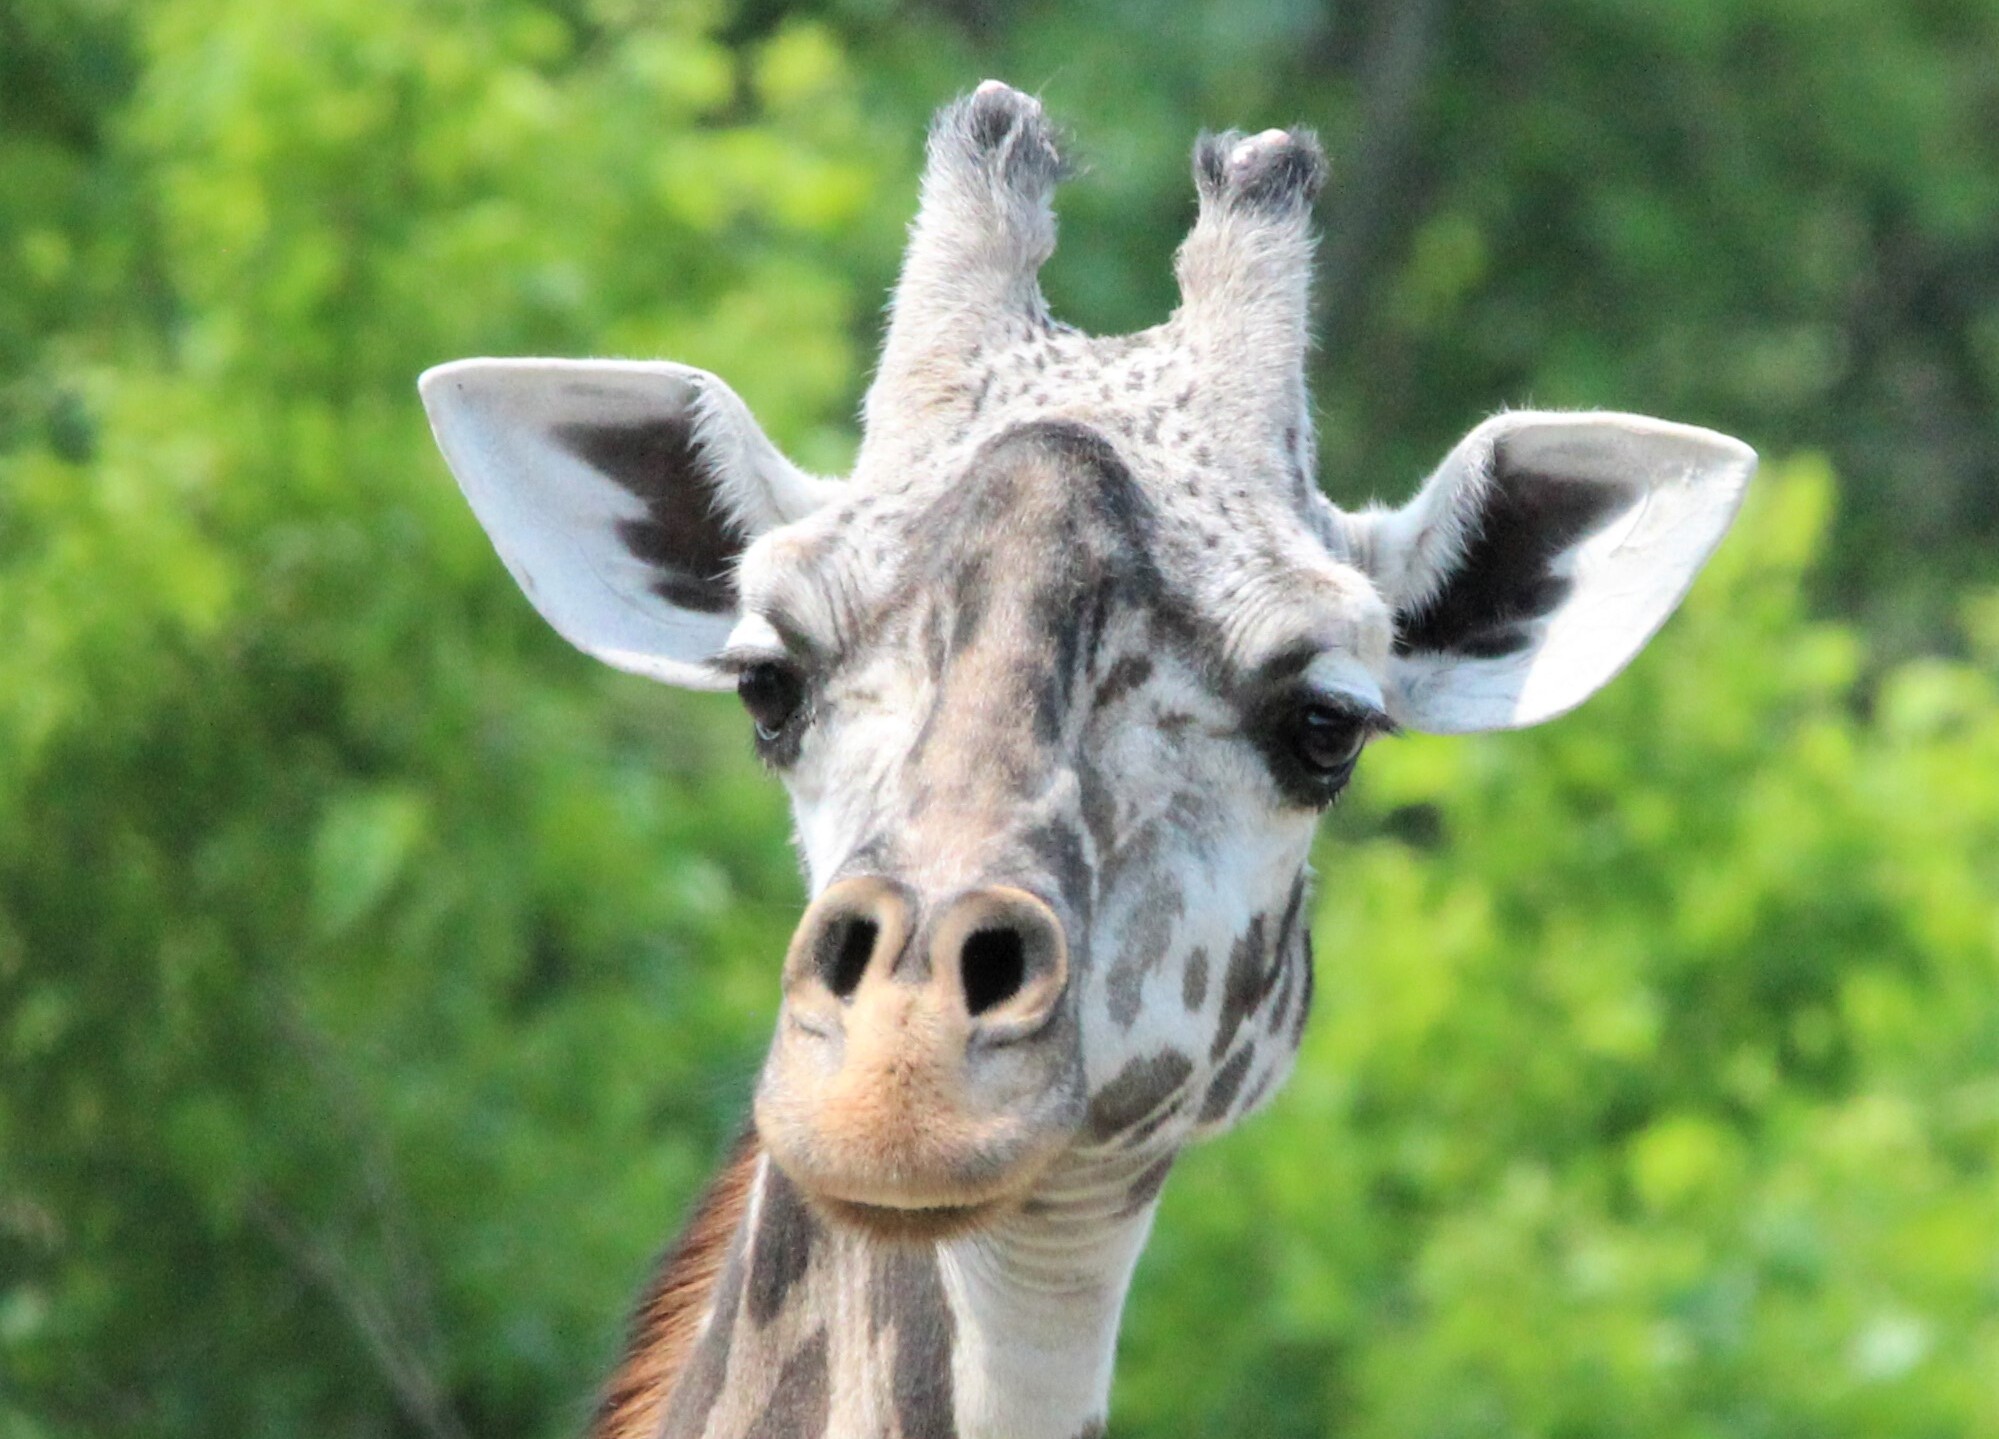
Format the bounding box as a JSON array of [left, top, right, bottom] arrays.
[[420, 81, 1754, 1439]]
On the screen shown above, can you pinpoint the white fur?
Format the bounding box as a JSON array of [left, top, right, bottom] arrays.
[[417, 357, 835, 689], [1348, 411, 1756, 732]]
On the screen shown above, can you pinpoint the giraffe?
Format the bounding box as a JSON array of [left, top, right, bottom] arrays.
[[419, 82, 1755, 1439]]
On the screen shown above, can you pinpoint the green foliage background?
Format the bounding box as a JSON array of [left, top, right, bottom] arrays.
[[3, 1, 1997, 1435]]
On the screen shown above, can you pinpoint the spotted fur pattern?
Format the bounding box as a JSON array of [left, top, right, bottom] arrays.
[[570, 83, 1362, 1439]]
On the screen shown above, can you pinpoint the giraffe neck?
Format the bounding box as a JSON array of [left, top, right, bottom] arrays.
[[633, 1140, 1161, 1439]]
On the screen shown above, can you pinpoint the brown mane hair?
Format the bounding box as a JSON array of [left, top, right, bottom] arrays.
[[588, 1125, 761, 1439]]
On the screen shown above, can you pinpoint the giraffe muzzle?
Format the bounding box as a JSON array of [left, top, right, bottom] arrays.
[[754, 876, 1082, 1232]]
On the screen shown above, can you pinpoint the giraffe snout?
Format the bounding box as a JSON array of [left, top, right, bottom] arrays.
[[781, 878, 1068, 1038], [755, 877, 1082, 1234]]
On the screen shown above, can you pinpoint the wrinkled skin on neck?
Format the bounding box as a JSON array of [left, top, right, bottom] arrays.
[[650, 1148, 1155, 1439]]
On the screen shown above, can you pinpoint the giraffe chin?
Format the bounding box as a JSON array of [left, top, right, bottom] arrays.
[[755, 1097, 1073, 1243], [809, 1192, 1010, 1243]]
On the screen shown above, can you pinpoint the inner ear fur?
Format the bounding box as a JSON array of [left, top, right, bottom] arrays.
[[419, 358, 836, 689], [1347, 410, 1756, 734]]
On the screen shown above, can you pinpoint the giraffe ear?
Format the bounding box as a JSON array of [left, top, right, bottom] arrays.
[[419, 358, 838, 689], [1348, 411, 1755, 733]]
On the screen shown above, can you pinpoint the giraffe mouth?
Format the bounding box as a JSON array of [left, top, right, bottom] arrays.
[[811, 1192, 1010, 1242]]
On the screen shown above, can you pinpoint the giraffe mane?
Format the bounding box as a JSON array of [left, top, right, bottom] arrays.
[[589, 1124, 762, 1439]]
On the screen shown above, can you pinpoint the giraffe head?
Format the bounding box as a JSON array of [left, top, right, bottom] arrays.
[[421, 84, 1753, 1242]]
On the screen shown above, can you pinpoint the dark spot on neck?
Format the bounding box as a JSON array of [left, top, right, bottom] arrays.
[[747, 1168, 817, 1327], [748, 1327, 830, 1437], [1117, 1155, 1176, 1218], [870, 1247, 958, 1439], [1093, 654, 1154, 712], [1198, 1048, 1254, 1123], [656, 1216, 751, 1438], [1089, 1050, 1193, 1138]]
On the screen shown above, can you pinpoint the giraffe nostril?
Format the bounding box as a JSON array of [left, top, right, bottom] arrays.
[[960, 927, 1027, 1017], [819, 916, 878, 1000]]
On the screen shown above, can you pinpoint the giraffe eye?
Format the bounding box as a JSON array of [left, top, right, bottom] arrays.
[[1295, 703, 1369, 776], [737, 661, 807, 742], [1254, 691, 1392, 806]]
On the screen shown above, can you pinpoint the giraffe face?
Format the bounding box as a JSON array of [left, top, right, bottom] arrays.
[[418, 82, 1754, 1245], [737, 419, 1395, 1231]]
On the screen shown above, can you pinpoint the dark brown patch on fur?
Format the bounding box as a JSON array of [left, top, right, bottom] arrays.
[[1267, 954, 1295, 1037], [1020, 818, 1092, 930], [750, 1326, 830, 1436], [871, 1247, 959, 1439], [1097, 823, 1164, 904], [1105, 886, 1185, 1028], [1123, 1099, 1184, 1150], [1199, 1048, 1254, 1123], [592, 1127, 759, 1439], [655, 1162, 762, 1438], [947, 556, 994, 657], [748, 1166, 818, 1327], [1209, 915, 1269, 1064], [1181, 946, 1210, 1010], [1118, 1155, 1176, 1217], [1093, 654, 1154, 712], [554, 418, 740, 613], [1090, 1050, 1193, 1138], [1223, 875, 1303, 1055], [1074, 752, 1119, 862], [1079, 581, 1117, 676], [1291, 932, 1315, 1045]]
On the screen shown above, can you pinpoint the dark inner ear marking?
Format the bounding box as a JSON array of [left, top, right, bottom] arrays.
[[553, 418, 741, 614], [1395, 463, 1639, 660]]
